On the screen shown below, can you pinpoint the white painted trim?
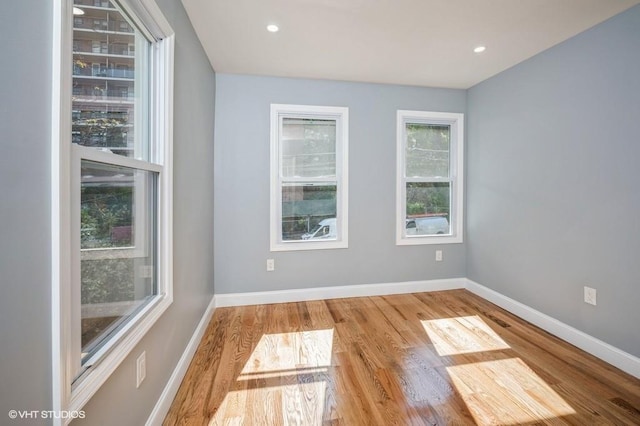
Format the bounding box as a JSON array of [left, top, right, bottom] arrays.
[[465, 279, 640, 379], [395, 110, 464, 246], [119, 0, 173, 41], [52, 0, 74, 424], [145, 296, 217, 426], [75, 145, 164, 173], [215, 278, 466, 307], [269, 104, 349, 252]]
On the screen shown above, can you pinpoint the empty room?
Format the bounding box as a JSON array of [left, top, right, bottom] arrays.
[[1, 0, 639, 425]]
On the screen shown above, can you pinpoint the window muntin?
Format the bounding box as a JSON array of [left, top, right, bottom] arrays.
[[397, 111, 463, 245], [270, 105, 348, 251]]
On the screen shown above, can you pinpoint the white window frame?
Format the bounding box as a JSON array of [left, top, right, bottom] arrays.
[[52, 0, 174, 420], [270, 104, 349, 251], [396, 110, 464, 245]]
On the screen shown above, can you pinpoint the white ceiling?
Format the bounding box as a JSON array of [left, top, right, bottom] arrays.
[[181, 0, 640, 89]]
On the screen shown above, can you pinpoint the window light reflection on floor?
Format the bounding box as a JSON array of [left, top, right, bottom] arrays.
[[208, 329, 334, 425], [446, 358, 576, 425], [421, 315, 510, 356]]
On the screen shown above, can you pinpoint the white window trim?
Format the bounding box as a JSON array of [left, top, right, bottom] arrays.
[[52, 0, 174, 421], [396, 110, 464, 246], [270, 104, 349, 252]]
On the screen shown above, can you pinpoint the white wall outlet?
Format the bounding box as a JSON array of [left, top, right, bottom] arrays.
[[136, 351, 146, 388], [584, 286, 597, 306], [266, 258, 275, 272], [435, 250, 443, 262]]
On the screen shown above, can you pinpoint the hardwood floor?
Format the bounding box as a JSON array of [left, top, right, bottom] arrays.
[[164, 290, 640, 425]]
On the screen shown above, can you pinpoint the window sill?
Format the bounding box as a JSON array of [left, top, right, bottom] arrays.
[[270, 240, 348, 252], [68, 293, 172, 414], [396, 235, 463, 245]]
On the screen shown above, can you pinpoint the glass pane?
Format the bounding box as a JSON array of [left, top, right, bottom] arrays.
[[406, 123, 450, 178], [281, 184, 337, 241], [80, 160, 157, 362], [72, 0, 150, 160], [282, 118, 336, 178], [406, 182, 450, 236]]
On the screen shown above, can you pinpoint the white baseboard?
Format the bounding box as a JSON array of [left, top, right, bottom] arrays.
[[145, 296, 217, 426], [465, 278, 640, 379], [214, 278, 467, 307]]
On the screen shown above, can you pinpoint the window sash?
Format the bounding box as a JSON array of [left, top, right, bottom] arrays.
[[270, 104, 348, 251], [396, 110, 463, 245], [71, 144, 164, 381], [54, 0, 174, 416], [76, 158, 159, 367]]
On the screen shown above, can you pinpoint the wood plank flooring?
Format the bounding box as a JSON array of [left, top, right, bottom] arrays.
[[164, 290, 640, 425]]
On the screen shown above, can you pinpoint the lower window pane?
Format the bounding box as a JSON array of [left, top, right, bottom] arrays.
[[80, 160, 157, 362], [282, 184, 337, 241], [406, 182, 450, 236]]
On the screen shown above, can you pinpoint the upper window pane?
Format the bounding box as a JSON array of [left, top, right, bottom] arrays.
[[405, 123, 450, 178], [281, 118, 336, 178], [72, 0, 150, 160]]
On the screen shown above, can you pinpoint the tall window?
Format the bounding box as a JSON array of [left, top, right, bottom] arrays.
[[396, 110, 464, 245], [54, 0, 174, 414], [270, 104, 349, 251]]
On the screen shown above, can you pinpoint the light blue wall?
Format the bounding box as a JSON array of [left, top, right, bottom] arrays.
[[0, 1, 53, 424], [3, 1, 638, 422], [0, 0, 216, 424], [214, 75, 466, 294], [467, 5, 640, 356]]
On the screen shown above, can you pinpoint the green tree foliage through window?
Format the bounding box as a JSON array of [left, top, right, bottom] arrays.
[[81, 185, 133, 249]]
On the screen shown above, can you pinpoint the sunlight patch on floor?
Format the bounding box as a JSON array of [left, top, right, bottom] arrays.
[[422, 315, 510, 356], [240, 328, 334, 375], [209, 329, 334, 425], [446, 358, 576, 425]]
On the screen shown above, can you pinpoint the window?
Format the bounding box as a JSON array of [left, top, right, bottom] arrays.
[[53, 0, 174, 414], [270, 104, 349, 251], [396, 110, 464, 245]]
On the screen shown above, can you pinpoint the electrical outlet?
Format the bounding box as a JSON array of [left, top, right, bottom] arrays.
[[266, 258, 275, 272], [435, 250, 443, 262], [136, 351, 146, 388], [584, 286, 597, 306]]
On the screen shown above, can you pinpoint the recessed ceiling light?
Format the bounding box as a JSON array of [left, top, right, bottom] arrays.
[[473, 46, 486, 53], [266, 24, 279, 33], [73, 6, 85, 15]]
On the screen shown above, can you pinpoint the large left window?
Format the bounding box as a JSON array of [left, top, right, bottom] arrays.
[[53, 0, 174, 416]]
